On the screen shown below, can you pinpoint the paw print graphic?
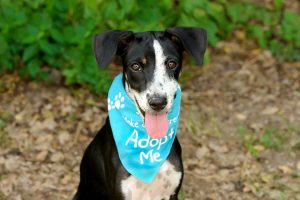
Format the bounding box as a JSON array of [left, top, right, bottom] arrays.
[[107, 98, 113, 111], [114, 92, 125, 109], [108, 92, 125, 111]]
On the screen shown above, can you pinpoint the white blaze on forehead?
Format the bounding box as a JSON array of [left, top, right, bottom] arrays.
[[151, 40, 178, 108], [152, 40, 167, 84], [152, 40, 167, 92]]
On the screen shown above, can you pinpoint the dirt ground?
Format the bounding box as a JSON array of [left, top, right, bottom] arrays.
[[0, 36, 300, 200]]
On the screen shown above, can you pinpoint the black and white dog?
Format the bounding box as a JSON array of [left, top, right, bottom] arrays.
[[74, 27, 207, 200]]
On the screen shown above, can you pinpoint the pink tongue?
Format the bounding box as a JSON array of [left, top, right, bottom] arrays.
[[145, 113, 168, 139]]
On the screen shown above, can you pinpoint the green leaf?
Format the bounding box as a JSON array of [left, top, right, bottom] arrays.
[[203, 49, 210, 65], [31, 12, 52, 30], [0, 36, 8, 55], [207, 2, 231, 33], [83, 0, 100, 17], [24, 0, 45, 9], [23, 59, 41, 78], [84, 0, 99, 11], [118, 0, 135, 14], [253, 9, 277, 25], [23, 44, 39, 62], [179, 0, 206, 13], [100, 1, 118, 20], [15, 25, 42, 44], [63, 68, 77, 84], [63, 25, 87, 44], [274, 0, 284, 10], [1, 6, 27, 27], [280, 11, 300, 43], [227, 3, 254, 24], [247, 25, 267, 48], [39, 39, 59, 55], [50, 29, 65, 43], [0, 59, 13, 73]]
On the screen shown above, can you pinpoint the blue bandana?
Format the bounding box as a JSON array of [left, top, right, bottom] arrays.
[[107, 74, 181, 183]]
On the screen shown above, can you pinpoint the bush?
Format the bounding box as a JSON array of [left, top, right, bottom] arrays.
[[0, 0, 299, 93]]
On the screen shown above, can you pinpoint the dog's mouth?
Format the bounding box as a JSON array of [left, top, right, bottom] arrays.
[[134, 97, 168, 139]]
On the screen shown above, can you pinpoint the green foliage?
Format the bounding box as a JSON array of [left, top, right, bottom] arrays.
[[237, 125, 286, 156], [0, 0, 299, 93]]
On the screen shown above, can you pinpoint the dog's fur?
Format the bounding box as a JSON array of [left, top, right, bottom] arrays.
[[74, 27, 207, 200]]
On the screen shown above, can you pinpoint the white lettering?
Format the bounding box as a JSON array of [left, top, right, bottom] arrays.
[[125, 129, 138, 148], [124, 116, 139, 128], [168, 128, 175, 138], [169, 116, 177, 125], [138, 136, 150, 148], [157, 136, 168, 150], [153, 152, 162, 162], [140, 149, 162, 164], [150, 139, 159, 147], [140, 149, 153, 164]]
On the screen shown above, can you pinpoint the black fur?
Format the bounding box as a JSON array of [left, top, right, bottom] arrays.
[[74, 27, 207, 200]]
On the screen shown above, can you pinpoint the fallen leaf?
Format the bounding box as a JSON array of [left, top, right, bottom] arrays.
[[196, 146, 209, 159], [43, 118, 57, 131], [61, 174, 72, 185], [260, 173, 272, 183], [50, 152, 64, 162], [218, 169, 229, 177], [235, 113, 247, 121], [278, 165, 292, 174], [208, 141, 229, 153], [243, 186, 251, 193], [254, 145, 265, 152], [78, 134, 89, 142], [58, 131, 71, 145], [15, 112, 25, 122], [35, 150, 48, 161], [261, 107, 279, 115]]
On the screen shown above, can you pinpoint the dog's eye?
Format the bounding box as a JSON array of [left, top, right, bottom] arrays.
[[167, 60, 177, 70], [130, 63, 142, 72]]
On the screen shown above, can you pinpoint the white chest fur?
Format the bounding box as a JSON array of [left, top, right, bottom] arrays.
[[121, 161, 182, 200]]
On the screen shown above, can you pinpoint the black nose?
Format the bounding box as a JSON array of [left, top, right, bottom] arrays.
[[148, 96, 167, 111]]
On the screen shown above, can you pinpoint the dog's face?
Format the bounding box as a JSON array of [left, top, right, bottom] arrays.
[[93, 27, 207, 117], [122, 32, 183, 115]]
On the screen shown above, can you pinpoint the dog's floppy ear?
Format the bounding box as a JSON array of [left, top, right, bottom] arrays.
[[165, 27, 207, 65], [93, 30, 134, 68]]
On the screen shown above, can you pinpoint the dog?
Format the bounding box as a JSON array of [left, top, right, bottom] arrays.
[[74, 27, 207, 200]]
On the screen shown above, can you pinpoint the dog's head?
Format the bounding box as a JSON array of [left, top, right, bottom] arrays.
[[93, 27, 207, 113], [93, 27, 207, 137]]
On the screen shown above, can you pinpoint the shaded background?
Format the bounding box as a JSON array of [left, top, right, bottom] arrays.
[[0, 0, 300, 199]]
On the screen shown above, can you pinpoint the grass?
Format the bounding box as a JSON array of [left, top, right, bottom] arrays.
[[279, 193, 287, 200], [178, 189, 186, 200], [236, 124, 287, 156], [0, 112, 13, 148], [0, 129, 10, 148]]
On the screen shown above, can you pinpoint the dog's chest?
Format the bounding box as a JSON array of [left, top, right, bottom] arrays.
[[121, 161, 182, 200]]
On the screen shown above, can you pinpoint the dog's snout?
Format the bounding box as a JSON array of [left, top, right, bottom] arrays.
[[148, 96, 167, 111]]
